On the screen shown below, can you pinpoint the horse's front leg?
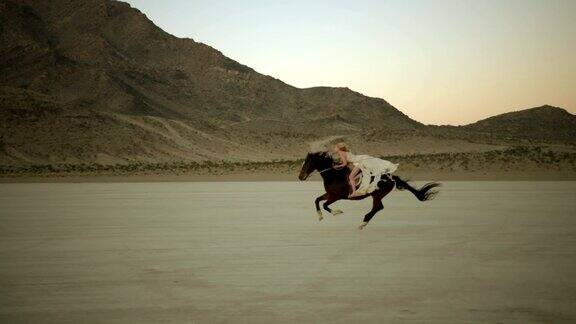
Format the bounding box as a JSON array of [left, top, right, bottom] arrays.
[[315, 193, 329, 221], [358, 193, 384, 230], [323, 198, 343, 215]]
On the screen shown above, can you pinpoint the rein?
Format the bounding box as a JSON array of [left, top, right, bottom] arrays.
[[317, 167, 333, 174]]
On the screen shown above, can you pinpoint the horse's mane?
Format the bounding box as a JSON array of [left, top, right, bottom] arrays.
[[309, 151, 338, 165], [309, 136, 346, 153], [310, 150, 332, 159]]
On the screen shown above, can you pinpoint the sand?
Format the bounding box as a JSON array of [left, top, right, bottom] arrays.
[[1, 181, 575, 323]]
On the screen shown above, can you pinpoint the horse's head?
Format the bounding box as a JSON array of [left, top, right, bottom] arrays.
[[298, 151, 334, 181]]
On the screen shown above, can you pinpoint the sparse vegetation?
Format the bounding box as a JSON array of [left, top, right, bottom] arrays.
[[379, 146, 576, 173], [0, 159, 304, 176], [1, 146, 575, 178]]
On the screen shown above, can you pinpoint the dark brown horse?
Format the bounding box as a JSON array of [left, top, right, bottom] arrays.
[[298, 151, 440, 229]]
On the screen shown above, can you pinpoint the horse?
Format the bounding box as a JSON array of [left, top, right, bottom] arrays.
[[298, 151, 440, 229]]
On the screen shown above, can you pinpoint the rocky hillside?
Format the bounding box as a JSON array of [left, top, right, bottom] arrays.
[[0, 0, 574, 167], [460, 105, 576, 142], [0, 0, 418, 125]]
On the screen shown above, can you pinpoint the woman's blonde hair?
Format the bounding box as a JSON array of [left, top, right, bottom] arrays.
[[335, 142, 349, 152]]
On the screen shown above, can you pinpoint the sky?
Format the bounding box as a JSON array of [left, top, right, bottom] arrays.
[[125, 0, 575, 125]]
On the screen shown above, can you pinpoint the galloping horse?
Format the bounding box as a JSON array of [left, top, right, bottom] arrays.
[[298, 151, 440, 229]]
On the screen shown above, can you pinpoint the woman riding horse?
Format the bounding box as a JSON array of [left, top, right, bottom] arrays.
[[333, 142, 399, 197], [299, 148, 439, 229]]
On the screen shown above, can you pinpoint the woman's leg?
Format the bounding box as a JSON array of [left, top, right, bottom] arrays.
[[348, 166, 361, 197]]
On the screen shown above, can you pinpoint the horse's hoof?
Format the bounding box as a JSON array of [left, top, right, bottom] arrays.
[[319, 216, 324, 221], [317, 210, 323, 221], [358, 222, 368, 230], [331, 209, 343, 215]]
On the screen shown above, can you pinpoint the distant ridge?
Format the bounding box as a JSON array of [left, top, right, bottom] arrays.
[[461, 105, 576, 142]]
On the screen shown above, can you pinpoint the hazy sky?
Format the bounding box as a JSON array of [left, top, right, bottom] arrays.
[[125, 0, 575, 125]]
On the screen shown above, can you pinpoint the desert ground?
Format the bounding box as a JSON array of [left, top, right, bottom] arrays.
[[1, 181, 575, 323]]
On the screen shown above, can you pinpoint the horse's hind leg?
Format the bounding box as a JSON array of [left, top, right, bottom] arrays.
[[358, 190, 389, 230], [315, 193, 329, 221]]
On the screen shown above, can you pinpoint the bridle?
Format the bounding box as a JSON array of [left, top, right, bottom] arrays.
[[302, 166, 332, 180], [301, 153, 335, 179], [317, 167, 333, 174]]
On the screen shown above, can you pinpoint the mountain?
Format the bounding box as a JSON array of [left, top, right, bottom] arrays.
[[460, 105, 576, 142], [0, 0, 426, 164], [0, 0, 574, 167]]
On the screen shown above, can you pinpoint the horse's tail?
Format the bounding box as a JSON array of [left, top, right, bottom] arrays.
[[392, 175, 440, 201]]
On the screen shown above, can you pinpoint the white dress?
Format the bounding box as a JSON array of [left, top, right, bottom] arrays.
[[346, 152, 398, 195]]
